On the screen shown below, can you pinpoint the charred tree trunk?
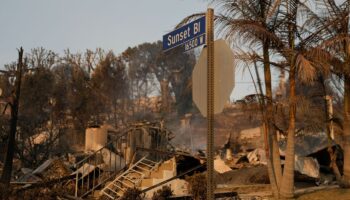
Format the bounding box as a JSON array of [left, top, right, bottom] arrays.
[[319, 76, 342, 182], [258, 42, 280, 198], [160, 79, 170, 113], [280, 9, 297, 196], [280, 59, 296, 198], [343, 74, 350, 186], [263, 42, 283, 188], [0, 48, 24, 185], [341, 36, 350, 187]]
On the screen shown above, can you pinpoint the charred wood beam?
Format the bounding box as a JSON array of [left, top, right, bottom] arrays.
[[168, 191, 239, 199], [15, 174, 76, 192]]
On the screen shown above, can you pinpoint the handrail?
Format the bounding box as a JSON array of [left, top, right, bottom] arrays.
[[74, 128, 130, 167], [101, 156, 148, 195], [100, 156, 162, 199], [73, 128, 130, 197], [71, 122, 170, 198]]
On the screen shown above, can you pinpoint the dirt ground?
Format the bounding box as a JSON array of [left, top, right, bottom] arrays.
[[215, 165, 270, 185], [216, 185, 350, 200], [296, 188, 350, 200], [214, 165, 350, 200]]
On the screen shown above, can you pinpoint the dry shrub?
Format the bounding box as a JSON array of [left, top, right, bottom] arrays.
[[151, 185, 173, 200], [120, 187, 144, 200], [17, 185, 68, 200], [0, 183, 11, 200], [185, 173, 207, 200]]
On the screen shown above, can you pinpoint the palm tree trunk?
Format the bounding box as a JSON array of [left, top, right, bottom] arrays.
[[280, 58, 296, 198], [272, 133, 282, 185], [263, 43, 283, 188], [341, 37, 350, 187], [280, 3, 298, 196], [264, 123, 280, 198], [251, 61, 279, 198], [343, 75, 350, 186], [319, 76, 342, 182]]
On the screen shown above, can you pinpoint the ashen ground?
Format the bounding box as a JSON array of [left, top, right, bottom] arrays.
[[296, 188, 350, 200]]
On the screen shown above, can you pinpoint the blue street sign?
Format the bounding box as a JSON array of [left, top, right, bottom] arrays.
[[163, 16, 206, 51]]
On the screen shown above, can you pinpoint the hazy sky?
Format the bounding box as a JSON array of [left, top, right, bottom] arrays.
[[0, 0, 271, 100]]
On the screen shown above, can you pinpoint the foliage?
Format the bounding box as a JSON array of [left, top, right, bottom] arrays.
[[151, 185, 173, 200], [91, 51, 128, 126], [120, 187, 144, 200], [185, 173, 207, 200], [122, 41, 196, 116]]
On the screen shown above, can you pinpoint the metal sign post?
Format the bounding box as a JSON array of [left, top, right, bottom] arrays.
[[206, 8, 214, 200], [162, 8, 221, 200]]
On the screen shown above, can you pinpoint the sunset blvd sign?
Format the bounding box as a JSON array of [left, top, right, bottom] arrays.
[[162, 16, 206, 52], [162, 10, 218, 200]]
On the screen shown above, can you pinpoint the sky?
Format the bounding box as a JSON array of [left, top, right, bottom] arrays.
[[0, 0, 273, 100]]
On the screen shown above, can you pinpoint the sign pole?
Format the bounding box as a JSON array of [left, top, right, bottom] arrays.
[[206, 8, 215, 200]]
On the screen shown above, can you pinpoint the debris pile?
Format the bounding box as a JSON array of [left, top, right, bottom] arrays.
[[1, 120, 343, 200]]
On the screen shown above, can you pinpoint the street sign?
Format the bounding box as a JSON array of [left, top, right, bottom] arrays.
[[192, 39, 235, 117], [163, 16, 206, 51]]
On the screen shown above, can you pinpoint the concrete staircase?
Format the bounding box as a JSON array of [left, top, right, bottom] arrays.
[[100, 156, 160, 200], [140, 158, 189, 199]]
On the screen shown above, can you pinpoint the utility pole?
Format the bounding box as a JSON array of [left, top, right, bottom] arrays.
[[0, 48, 24, 185]]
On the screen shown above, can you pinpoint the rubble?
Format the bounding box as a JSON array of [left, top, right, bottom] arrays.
[[16, 158, 72, 183], [247, 148, 267, 165], [100, 147, 126, 171], [21, 168, 33, 174], [34, 159, 72, 180], [279, 132, 336, 157], [280, 132, 343, 180], [295, 156, 320, 179], [239, 127, 264, 151], [6, 119, 343, 200], [214, 156, 232, 174], [216, 165, 270, 185], [16, 172, 42, 183], [73, 163, 97, 179], [30, 130, 59, 145], [85, 125, 108, 152]]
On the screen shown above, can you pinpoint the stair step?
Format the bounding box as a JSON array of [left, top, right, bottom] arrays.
[[105, 187, 119, 194], [117, 180, 134, 188], [143, 158, 157, 164], [100, 156, 161, 200], [102, 190, 115, 199], [135, 165, 150, 172], [122, 176, 137, 183], [129, 169, 145, 175], [139, 161, 154, 168], [111, 183, 126, 191]]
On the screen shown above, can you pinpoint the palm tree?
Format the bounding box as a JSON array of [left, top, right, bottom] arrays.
[[274, 0, 335, 196], [179, 0, 338, 197], [214, 0, 334, 197], [312, 0, 350, 187], [212, 1, 285, 197]]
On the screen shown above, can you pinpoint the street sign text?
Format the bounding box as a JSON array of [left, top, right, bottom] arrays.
[[163, 16, 206, 51]]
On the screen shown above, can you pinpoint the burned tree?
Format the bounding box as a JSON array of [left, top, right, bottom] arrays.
[[0, 48, 24, 185]]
